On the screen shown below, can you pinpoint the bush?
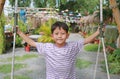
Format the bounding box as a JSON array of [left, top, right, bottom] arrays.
[[101, 48, 120, 74], [36, 18, 57, 43]]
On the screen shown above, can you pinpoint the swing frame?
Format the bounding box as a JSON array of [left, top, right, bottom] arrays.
[[10, 0, 110, 79], [93, 0, 110, 79]]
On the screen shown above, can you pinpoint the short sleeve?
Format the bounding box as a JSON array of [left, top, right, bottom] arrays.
[[36, 42, 46, 55], [75, 38, 84, 52]]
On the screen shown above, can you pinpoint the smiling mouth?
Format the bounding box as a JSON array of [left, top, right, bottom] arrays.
[[57, 39, 62, 41], [57, 38, 63, 40]]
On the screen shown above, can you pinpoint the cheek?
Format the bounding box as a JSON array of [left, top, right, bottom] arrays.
[[51, 34, 56, 40], [62, 35, 68, 39]]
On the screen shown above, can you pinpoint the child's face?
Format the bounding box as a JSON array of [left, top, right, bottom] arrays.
[[51, 27, 69, 47]]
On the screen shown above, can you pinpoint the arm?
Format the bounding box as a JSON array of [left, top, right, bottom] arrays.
[[17, 31, 36, 47], [84, 29, 100, 45]]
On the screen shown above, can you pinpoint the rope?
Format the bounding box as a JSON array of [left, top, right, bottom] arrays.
[[11, 33, 16, 79], [11, 0, 18, 79]]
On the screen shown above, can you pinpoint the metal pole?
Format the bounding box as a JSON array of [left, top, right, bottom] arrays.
[[93, 0, 110, 79], [93, 38, 101, 79], [11, 0, 18, 79], [100, 0, 110, 79]]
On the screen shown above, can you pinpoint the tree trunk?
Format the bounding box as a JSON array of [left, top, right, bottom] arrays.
[[0, 0, 5, 16], [0, 0, 6, 54], [109, 0, 120, 33], [109, 0, 120, 48]]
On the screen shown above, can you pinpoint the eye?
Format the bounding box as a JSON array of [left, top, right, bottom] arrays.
[[61, 33, 65, 35], [55, 33, 58, 35]]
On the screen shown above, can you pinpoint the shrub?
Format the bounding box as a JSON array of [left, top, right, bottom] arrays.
[[36, 18, 57, 43], [101, 48, 120, 74]]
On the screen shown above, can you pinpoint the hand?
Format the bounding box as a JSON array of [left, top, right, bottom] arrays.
[[99, 24, 106, 37]]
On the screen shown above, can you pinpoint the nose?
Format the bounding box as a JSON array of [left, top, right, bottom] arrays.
[[58, 33, 62, 38]]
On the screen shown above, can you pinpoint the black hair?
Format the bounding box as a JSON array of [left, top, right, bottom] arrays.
[[51, 21, 69, 34]]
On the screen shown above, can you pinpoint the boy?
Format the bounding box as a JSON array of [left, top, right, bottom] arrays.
[[17, 21, 100, 79]]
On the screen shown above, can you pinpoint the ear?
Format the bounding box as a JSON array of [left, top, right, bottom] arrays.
[[66, 33, 69, 39]]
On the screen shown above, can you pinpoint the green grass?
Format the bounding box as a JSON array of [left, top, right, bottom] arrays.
[[14, 54, 38, 61], [76, 58, 92, 69], [0, 54, 38, 62], [4, 75, 31, 79], [84, 44, 102, 52], [0, 63, 26, 73]]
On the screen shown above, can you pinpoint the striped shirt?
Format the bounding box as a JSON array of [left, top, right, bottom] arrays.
[[36, 39, 84, 79]]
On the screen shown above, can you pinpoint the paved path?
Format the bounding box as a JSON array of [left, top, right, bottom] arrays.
[[0, 33, 120, 79]]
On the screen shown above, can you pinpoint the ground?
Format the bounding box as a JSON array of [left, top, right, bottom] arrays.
[[0, 33, 120, 79]]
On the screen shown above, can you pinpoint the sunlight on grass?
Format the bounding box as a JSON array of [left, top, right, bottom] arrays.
[[0, 63, 26, 73], [4, 75, 31, 79], [76, 58, 92, 69]]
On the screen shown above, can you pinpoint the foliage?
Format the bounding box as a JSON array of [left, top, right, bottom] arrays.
[[59, 0, 99, 14], [9, 0, 31, 7], [10, 18, 27, 32], [38, 35, 54, 43], [32, 0, 56, 8], [9, 18, 27, 47], [84, 44, 102, 52], [75, 58, 92, 69], [0, 14, 6, 54], [103, 5, 113, 23], [108, 49, 120, 62], [15, 35, 23, 47], [77, 0, 99, 14], [33, 0, 44, 8], [36, 18, 57, 43], [101, 48, 120, 74]]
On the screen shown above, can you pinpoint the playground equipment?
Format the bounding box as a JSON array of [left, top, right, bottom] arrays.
[[93, 0, 110, 79], [10, 0, 110, 79]]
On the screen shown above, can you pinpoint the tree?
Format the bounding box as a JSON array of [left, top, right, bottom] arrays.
[[59, 0, 99, 15], [0, 0, 6, 54], [109, 0, 120, 48], [77, 0, 99, 14], [33, 0, 54, 8], [9, 0, 31, 7], [109, 0, 120, 32], [33, 0, 43, 8], [0, 0, 5, 15]]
